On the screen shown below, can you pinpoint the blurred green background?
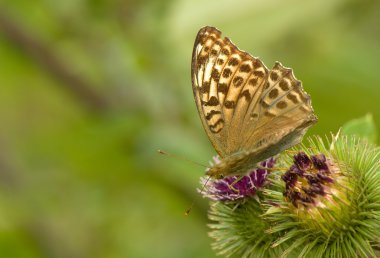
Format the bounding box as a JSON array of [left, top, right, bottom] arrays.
[[0, 0, 379, 257]]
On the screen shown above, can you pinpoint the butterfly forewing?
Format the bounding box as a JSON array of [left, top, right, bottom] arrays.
[[192, 26, 269, 156], [192, 26, 317, 177]]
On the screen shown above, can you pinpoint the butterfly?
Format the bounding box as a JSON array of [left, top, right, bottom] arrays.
[[191, 26, 317, 179]]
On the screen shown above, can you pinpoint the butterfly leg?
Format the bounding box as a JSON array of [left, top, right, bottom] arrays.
[[285, 150, 299, 155], [285, 147, 319, 155], [256, 165, 288, 171], [228, 175, 245, 193], [308, 146, 319, 152]]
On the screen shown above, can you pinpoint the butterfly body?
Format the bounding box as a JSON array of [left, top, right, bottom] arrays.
[[192, 26, 317, 179]]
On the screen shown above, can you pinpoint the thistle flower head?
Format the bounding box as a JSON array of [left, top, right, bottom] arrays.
[[205, 133, 380, 258], [282, 152, 338, 208], [263, 135, 380, 257], [199, 157, 276, 201]]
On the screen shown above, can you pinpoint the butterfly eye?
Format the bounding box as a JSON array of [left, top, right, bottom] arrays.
[[218, 175, 225, 179]]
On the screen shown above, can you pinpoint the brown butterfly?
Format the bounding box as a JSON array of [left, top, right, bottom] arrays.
[[191, 26, 317, 179]]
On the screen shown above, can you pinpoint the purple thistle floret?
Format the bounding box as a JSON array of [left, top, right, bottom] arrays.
[[294, 152, 312, 170], [311, 154, 329, 172], [282, 152, 335, 207], [199, 157, 276, 201]]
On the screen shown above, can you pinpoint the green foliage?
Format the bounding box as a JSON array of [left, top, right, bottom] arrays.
[[341, 114, 378, 144]]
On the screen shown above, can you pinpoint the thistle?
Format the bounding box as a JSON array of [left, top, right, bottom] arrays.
[[201, 157, 284, 257], [199, 157, 276, 201], [202, 131, 380, 258]]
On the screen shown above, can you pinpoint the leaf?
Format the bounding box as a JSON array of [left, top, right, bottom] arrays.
[[341, 113, 378, 144]]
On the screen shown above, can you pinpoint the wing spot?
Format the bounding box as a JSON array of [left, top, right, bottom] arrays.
[[222, 49, 230, 56], [269, 88, 279, 99], [214, 40, 222, 47], [204, 47, 209, 52], [287, 93, 298, 104], [200, 81, 210, 93], [204, 96, 219, 106], [224, 100, 235, 109], [270, 72, 279, 81], [218, 83, 228, 94], [251, 113, 258, 119], [264, 111, 276, 117], [253, 60, 262, 69], [240, 64, 251, 73], [248, 78, 258, 86], [205, 110, 221, 120], [239, 90, 251, 102], [233, 76, 244, 87], [292, 80, 301, 88], [211, 69, 220, 81], [253, 70, 265, 78], [222, 68, 232, 78], [264, 82, 270, 89], [210, 49, 218, 56], [210, 126, 223, 134], [279, 80, 289, 91], [197, 55, 207, 65], [209, 118, 224, 129], [217, 58, 224, 65], [295, 88, 309, 102], [276, 101, 287, 109], [228, 58, 239, 66], [208, 35, 216, 41]]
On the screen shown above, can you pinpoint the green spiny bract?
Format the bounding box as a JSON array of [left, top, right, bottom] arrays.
[[208, 200, 286, 258]]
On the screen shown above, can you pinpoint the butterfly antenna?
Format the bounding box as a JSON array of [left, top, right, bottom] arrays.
[[157, 150, 209, 168], [158, 150, 211, 216], [185, 175, 212, 216]]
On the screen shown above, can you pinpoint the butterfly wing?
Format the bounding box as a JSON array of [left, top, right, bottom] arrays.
[[240, 62, 317, 153], [192, 26, 317, 174], [191, 26, 269, 157]]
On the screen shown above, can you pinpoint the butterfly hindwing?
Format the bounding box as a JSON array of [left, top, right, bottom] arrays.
[[241, 62, 317, 152]]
